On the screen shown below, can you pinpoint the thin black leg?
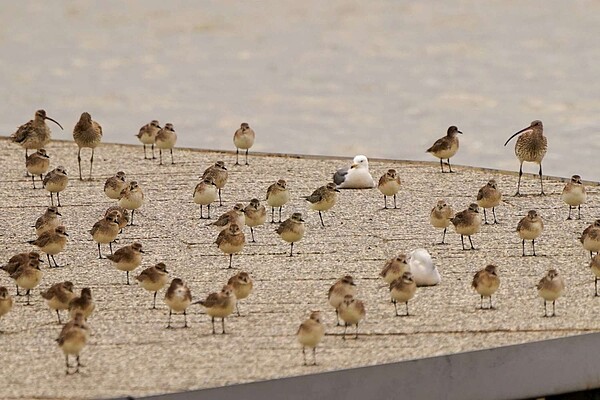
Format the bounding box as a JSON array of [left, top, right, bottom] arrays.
[[143, 144, 147, 159], [539, 164, 545, 196], [483, 208, 489, 224], [170, 149, 174, 165], [245, 149, 249, 166], [448, 158, 453, 173], [318, 211, 325, 227], [235, 148, 240, 166], [152, 291, 157, 309], [532, 239, 536, 256], [516, 162, 523, 196], [77, 148, 83, 180], [89, 148, 94, 180], [151, 144, 156, 159]]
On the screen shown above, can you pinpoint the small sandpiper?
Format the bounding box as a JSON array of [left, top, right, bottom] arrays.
[[136, 262, 169, 309], [504, 120, 547, 196], [2, 252, 42, 295], [105, 206, 130, 231], [266, 179, 290, 223], [43, 166, 68, 207], [516, 210, 543, 256], [11, 109, 63, 162], [426, 126, 462, 173], [104, 171, 127, 200], [580, 220, 600, 259], [430, 200, 454, 244], [389, 271, 417, 316], [106, 242, 144, 284], [0, 287, 13, 329], [119, 181, 144, 225], [297, 311, 325, 366], [68, 288, 95, 320], [202, 161, 228, 206], [537, 269, 564, 317], [90, 211, 121, 259], [73, 112, 103, 180], [472, 265, 500, 309], [28, 225, 69, 268], [377, 169, 401, 209], [476, 179, 501, 224], [41, 281, 76, 324], [303, 182, 339, 227], [379, 254, 410, 285], [10, 258, 43, 306], [233, 122, 255, 166], [26, 149, 50, 189], [451, 203, 481, 250], [338, 295, 366, 340], [561, 175, 586, 220], [193, 177, 218, 219], [328, 275, 357, 326], [136, 120, 161, 160], [56, 312, 89, 375], [195, 284, 236, 334], [34, 206, 62, 236], [215, 224, 246, 269], [227, 271, 253, 316], [209, 203, 246, 231], [244, 198, 267, 242], [156, 123, 177, 165], [276, 212, 305, 256], [164, 278, 192, 328]]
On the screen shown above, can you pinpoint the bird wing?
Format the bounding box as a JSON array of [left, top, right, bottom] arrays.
[[333, 168, 349, 186], [11, 121, 33, 143], [427, 137, 450, 153]]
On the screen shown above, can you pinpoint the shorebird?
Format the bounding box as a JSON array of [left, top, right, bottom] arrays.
[[209, 203, 246, 231], [504, 120, 547, 196], [104, 171, 127, 200], [426, 126, 462, 173], [408, 248, 441, 287], [195, 285, 236, 334], [537, 269, 564, 317], [56, 312, 88, 375], [68, 288, 95, 320], [10, 258, 43, 306], [333, 155, 376, 189], [43, 166, 68, 207], [430, 199, 454, 244], [476, 179, 501, 224], [389, 272, 417, 316], [227, 271, 253, 316], [202, 161, 228, 206], [119, 181, 144, 225], [580, 220, 600, 259], [11, 109, 63, 162], [276, 212, 305, 256], [233, 122, 255, 166], [561, 175, 586, 220], [90, 211, 121, 259], [41, 281, 76, 324], [136, 262, 169, 309], [193, 177, 218, 219], [34, 206, 62, 236], [105, 206, 129, 231], [73, 112, 102, 180], [380, 254, 410, 285], [244, 198, 266, 242], [155, 123, 177, 165], [26, 149, 50, 189], [516, 210, 544, 256], [451, 203, 481, 250], [472, 265, 500, 309], [0, 287, 13, 329], [590, 255, 600, 297], [136, 120, 161, 160], [28, 225, 69, 268], [297, 311, 325, 366], [303, 182, 339, 227], [164, 278, 192, 328], [106, 242, 144, 284], [215, 224, 245, 269], [328, 275, 357, 326], [1, 252, 42, 295], [266, 179, 290, 223], [338, 295, 366, 340], [378, 169, 401, 209]]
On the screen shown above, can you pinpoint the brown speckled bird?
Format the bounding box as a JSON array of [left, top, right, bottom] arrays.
[[504, 120, 547, 196]]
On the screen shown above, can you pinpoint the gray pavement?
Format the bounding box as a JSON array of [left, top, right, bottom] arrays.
[[0, 137, 599, 399]]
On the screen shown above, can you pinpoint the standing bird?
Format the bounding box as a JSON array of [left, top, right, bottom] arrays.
[[580, 220, 600, 259], [43, 166, 68, 207], [451, 203, 482, 250], [377, 169, 401, 209], [227, 271, 253, 316], [561, 175, 586, 220], [516, 210, 544, 256], [590, 255, 600, 297], [34, 206, 62, 236], [328, 275, 357, 326], [202, 161, 228, 206], [164, 278, 192, 329], [136, 120, 161, 160], [90, 211, 121, 259], [504, 120, 547, 196], [41, 281, 76, 324], [276, 212, 305, 257], [11, 109, 63, 162], [338, 295, 366, 340], [106, 242, 144, 285], [104, 171, 127, 200], [28, 225, 69, 268], [195, 285, 236, 334], [0, 287, 13, 330], [266, 179, 290, 223], [426, 126, 462, 173], [333, 155, 376, 189], [244, 198, 267, 242], [537, 269, 565, 317], [389, 272, 417, 316], [476, 179, 502, 224], [297, 311, 325, 366], [136, 262, 169, 309], [119, 181, 144, 225], [68, 288, 95, 320], [380, 254, 410, 285], [105, 206, 129, 231], [10, 258, 43, 306], [56, 312, 89, 375], [193, 177, 218, 219], [303, 182, 340, 227], [26, 149, 50, 189], [209, 203, 246, 231], [233, 122, 255, 166], [429, 200, 454, 245], [472, 265, 500, 309], [215, 224, 246, 269], [73, 112, 102, 180], [155, 123, 177, 165], [2, 252, 42, 294]]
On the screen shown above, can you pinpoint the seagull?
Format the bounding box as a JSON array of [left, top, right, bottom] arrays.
[[332, 155, 376, 189], [407, 248, 440, 286]]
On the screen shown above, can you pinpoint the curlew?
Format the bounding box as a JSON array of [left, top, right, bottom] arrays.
[[504, 120, 547, 196], [73, 112, 102, 180], [11, 109, 63, 163]]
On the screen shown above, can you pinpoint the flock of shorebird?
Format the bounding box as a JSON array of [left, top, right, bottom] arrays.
[[1, 110, 599, 373]]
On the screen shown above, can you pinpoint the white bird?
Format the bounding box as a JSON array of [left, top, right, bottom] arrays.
[[407, 248, 440, 286], [332, 155, 376, 189]]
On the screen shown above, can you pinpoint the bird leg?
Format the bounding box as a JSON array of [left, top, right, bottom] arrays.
[[522, 239, 526, 257], [170, 149, 174, 165], [539, 164, 545, 196], [278, 206, 283, 223], [151, 144, 156, 159], [312, 347, 317, 365], [393, 194, 398, 209], [235, 148, 240, 166], [289, 242, 294, 257], [343, 323, 348, 340], [318, 211, 325, 228], [159, 149, 163, 165], [143, 144, 148, 160], [50, 192, 55, 206], [109, 241, 113, 255], [405, 301, 410, 316], [515, 162, 523, 196], [270, 207, 275, 223], [77, 148, 83, 180], [218, 189, 223, 206], [183, 310, 188, 328], [383, 195, 388, 209], [439, 158, 444, 173], [492, 207, 498, 224], [211, 316, 216, 334], [89, 148, 94, 180], [56, 310, 62, 324], [126, 271, 130, 285], [447, 158, 454, 173], [31, 174, 36, 189], [393, 299, 398, 316], [595, 277, 598, 297], [57, 192, 62, 207], [97, 243, 103, 259], [468, 236, 475, 250], [152, 291, 158, 309], [130, 210, 135, 226], [567, 206, 573, 220], [166, 309, 172, 328], [551, 300, 556, 317], [302, 347, 307, 366], [236, 302, 241, 317], [543, 300, 548, 317], [532, 239, 536, 256], [250, 227, 256, 243], [221, 317, 226, 334], [483, 209, 489, 224], [245, 149, 249, 166], [578, 205, 582, 220], [460, 235, 466, 250]]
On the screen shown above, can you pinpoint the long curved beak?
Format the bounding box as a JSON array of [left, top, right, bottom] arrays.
[[504, 125, 531, 146], [44, 116, 64, 130]]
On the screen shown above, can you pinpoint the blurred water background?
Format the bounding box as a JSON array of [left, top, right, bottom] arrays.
[[1, 1, 599, 180]]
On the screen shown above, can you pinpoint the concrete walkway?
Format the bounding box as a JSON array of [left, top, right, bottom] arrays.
[[0, 137, 598, 399]]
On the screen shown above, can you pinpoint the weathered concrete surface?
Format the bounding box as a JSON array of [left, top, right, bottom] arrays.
[[0, 137, 598, 399]]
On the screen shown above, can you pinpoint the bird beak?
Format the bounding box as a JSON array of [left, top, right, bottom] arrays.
[[457, 130, 463, 134], [350, 163, 358, 169], [504, 124, 532, 146], [56, 211, 62, 216], [64, 233, 69, 236], [44, 116, 64, 130], [140, 250, 145, 253], [334, 189, 340, 192]]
